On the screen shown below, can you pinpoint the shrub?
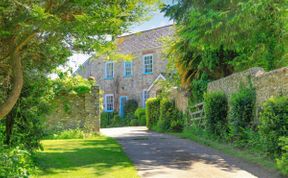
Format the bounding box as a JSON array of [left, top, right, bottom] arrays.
[[204, 91, 228, 138], [276, 137, 288, 176], [124, 99, 138, 115], [146, 98, 161, 129], [259, 96, 288, 157], [228, 87, 256, 144], [159, 98, 183, 132], [52, 129, 85, 139], [0, 147, 33, 177], [130, 119, 139, 126], [100, 112, 115, 128], [134, 108, 146, 126]]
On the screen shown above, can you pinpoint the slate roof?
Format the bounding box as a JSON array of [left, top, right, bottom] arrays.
[[116, 24, 175, 54]]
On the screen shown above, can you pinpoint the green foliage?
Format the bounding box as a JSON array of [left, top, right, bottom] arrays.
[[0, 146, 33, 178], [204, 92, 228, 138], [276, 137, 288, 176], [49, 129, 85, 140], [100, 112, 116, 128], [53, 73, 93, 96], [162, 0, 288, 100], [159, 98, 183, 132], [124, 99, 138, 115], [134, 108, 146, 126], [229, 86, 256, 144], [259, 96, 288, 157], [146, 98, 161, 129]]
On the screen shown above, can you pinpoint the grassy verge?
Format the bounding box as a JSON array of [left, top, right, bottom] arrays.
[[171, 128, 277, 172], [33, 136, 139, 178]]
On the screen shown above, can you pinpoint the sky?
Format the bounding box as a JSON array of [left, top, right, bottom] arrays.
[[67, 8, 173, 72]]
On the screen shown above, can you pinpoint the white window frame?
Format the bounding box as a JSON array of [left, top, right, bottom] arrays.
[[104, 94, 114, 112], [143, 54, 153, 74], [123, 61, 133, 77], [104, 62, 114, 79], [142, 90, 150, 107]]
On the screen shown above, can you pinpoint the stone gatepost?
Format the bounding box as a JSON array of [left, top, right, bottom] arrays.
[[84, 85, 100, 133]]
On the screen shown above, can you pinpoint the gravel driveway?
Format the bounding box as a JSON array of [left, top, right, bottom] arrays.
[[101, 127, 282, 178]]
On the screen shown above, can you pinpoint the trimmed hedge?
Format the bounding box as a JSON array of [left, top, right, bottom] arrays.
[[229, 87, 256, 143], [259, 96, 288, 157], [159, 98, 183, 132], [134, 108, 146, 126], [204, 91, 228, 138], [146, 98, 161, 129]]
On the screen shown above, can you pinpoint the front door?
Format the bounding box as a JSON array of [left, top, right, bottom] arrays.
[[119, 96, 128, 118]]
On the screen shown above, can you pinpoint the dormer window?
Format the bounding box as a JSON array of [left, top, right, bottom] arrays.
[[124, 61, 133, 77], [143, 54, 153, 74], [104, 62, 114, 79]]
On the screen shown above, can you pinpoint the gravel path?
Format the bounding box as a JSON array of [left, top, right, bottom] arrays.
[[101, 127, 282, 178]]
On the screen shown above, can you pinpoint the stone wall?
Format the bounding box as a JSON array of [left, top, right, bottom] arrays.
[[45, 86, 100, 133], [170, 87, 189, 112], [207, 67, 288, 107]]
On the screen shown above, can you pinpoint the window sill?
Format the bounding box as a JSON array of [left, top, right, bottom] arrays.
[[123, 75, 133, 78], [143, 72, 153, 75], [104, 110, 114, 113]]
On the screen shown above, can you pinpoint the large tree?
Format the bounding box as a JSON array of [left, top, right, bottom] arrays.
[[163, 0, 288, 101], [0, 0, 156, 119]]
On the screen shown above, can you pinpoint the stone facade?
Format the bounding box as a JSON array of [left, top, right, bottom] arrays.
[[45, 86, 100, 133], [76, 25, 174, 112], [207, 67, 288, 107]]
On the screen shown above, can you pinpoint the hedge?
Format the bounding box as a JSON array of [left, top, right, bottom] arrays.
[[259, 96, 288, 157], [204, 91, 228, 138], [229, 87, 256, 143], [159, 98, 183, 132], [146, 98, 161, 129]]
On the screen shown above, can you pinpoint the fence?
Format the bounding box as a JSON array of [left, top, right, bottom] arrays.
[[186, 102, 205, 127]]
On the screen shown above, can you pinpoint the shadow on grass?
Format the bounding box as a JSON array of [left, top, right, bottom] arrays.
[[35, 137, 134, 177]]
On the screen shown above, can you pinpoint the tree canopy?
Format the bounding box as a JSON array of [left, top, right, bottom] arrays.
[[162, 0, 288, 101], [0, 0, 157, 119]]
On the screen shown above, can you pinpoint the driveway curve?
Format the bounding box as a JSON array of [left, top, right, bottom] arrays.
[[101, 127, 282, 178]]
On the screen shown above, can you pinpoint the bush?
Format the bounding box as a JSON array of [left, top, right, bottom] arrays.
[[51, 129, 85, 139], [159, 98, 183, 132], [130, 119, 139, 126], [100, 112, 116, 128], [124, 99, 138, 115], [146, 98, 161, 129], [259, 96, 288, 157], [228, 87, 256, 144], [204, 91, 228, 138], [276, 137, 288, 176], [0, 146, 33, 177], [134, 108, 146, 125]]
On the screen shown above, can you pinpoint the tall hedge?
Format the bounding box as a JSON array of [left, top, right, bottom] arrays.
[[229, 87, 256, 142], [259, 96, 288, 157], [146, 98, 161, 129], [159, 98, 183, 132], [204, 91, 228, 138]]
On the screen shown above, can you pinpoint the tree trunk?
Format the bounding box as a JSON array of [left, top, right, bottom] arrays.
[[0, 52, 23, 120], [4, 112, 14, 145]]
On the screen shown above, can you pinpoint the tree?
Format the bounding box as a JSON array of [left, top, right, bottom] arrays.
[[162, 0, 288, 101], [0, 0, 157, 119]]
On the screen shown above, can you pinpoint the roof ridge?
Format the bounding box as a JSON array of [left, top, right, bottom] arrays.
[[118, 24, 174, 38]]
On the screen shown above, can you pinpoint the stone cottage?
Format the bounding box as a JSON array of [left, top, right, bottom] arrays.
[[76, 25, 174, 116]]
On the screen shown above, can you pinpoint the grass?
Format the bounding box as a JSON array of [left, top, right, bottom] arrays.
[[33, 136, 139, 178], [171, 127, 277, 172]]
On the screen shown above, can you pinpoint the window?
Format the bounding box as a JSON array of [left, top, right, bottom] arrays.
[[142, 90, 150, 107], [104, 94, 114, 112], [105, 62, 114, 79], [143, 54, 153, 74], [124, 62, 132, 77]]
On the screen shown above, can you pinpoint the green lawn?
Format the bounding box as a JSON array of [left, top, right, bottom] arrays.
[[33, 136, 139, 178]]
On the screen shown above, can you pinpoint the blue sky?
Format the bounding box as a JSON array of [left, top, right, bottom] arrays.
[[68, 7, 173, 71]]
